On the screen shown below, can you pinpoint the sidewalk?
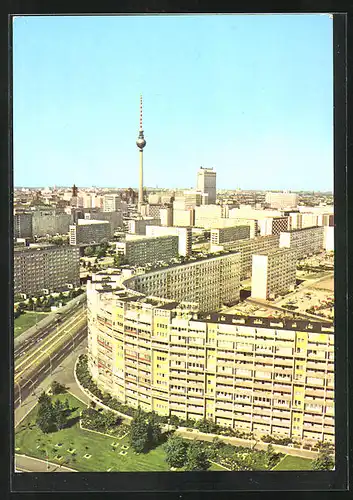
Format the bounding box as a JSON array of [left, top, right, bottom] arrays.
[[15, 454, 77, 473]]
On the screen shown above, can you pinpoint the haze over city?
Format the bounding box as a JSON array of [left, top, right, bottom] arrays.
[[13, 14, 333, 191]]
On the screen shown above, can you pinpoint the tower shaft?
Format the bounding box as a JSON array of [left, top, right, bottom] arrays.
[[138, 150, 144, 210]]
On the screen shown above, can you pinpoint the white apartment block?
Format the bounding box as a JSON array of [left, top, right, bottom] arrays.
[[265, 192, 299, 209], [160, 206, 173, 226], [127, 218, 161, 235], [251, 248, 297, 300], [146, 225, 192, 256], [173, 191, 202, 210], [197, 167, 217, 204], [14, 244, 80, 295], [116, 235, 179, 266], [210, 225, 250, 245], [148, 194, 161, 204], [69, 219, 111, 245], [324, 226, 334, 251], [279, 226, 324, 259], [87, 281, 334, 443], [173, 209, 194, 227], [123, 252, 241, 312]]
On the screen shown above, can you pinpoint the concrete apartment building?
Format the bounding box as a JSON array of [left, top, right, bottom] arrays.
[[14, 244, 80, 295], [196, 167, 217, 204], [32, 209, 71, 237], [14, 212, 33, 239], [87, 279, 334, 444], [69, 219, 111, 245], [84, 211, 122, 234], [116, 235, 179, 266], [251, 248, 297, 300], [258, 217, 290, 236], [265, 191, 299, 209], [324, 226, 334, 251], [103, 194, 121, 212], [145, 225, 192, 256], [123, 252, 241, 312], [127, 218, 161, 235], [279, 226, 325, 259], [211, 234, 281, 280], [173, 190, 202, 210], [210, 225, 250, 245]]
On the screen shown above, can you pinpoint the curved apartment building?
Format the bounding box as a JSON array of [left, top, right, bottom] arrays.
[[87, 260, 334, 444]]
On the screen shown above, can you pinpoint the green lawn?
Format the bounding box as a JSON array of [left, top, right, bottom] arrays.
[[15, 393, 170, 472], [14, 312, 49, 338], [272, 454, 312, 471]]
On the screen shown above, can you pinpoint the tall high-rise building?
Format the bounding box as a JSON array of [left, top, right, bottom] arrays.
[[197, 167, 217, 204], [136, 95, 146, 213]]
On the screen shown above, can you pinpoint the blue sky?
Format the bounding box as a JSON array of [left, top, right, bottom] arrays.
[[13, 14, 333, 191]]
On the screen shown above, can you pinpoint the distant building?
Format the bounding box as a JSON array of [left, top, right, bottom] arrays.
[[258, 216, 290, 236], [127, 218, 161, 235], [279, 226, 324, 259], [116, 234, 179, 266], [103, 194, 121, 212], [84, 211, 122, 234], [14, 212, 33, 239], [32, 209, 71, 237], [194, 204, 223, 228], [173, 191, 202, 210], [251, 248, 296, 300], [197, 167, 217, 204], [146, 225, 192, 256], [14, 244, 80, 295], [173, 209, 194, 227], [265, 191, 299, 209], [69, 219, 111, 245], [210, 225, 250, 245], [160, 206, 173, 226]]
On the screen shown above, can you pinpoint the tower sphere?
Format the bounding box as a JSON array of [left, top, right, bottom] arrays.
[[136, 136, 146, 149]]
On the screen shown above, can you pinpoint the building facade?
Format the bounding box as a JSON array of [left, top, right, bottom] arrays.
[[173, 209, 194, 227], [251, 248, 297, 300], [196, 167, 217, 204], [211, 234, 281, 280], [84, 211, 123, 234], [87, 279, 334, 444], [127, 218, 161, 235], [32, 210, 71, 237], [265, 192, 299, 209], [123, 252, 241, 312], [117, 235, 179, 266], [279, 226, 325, 259], [14, 244, 80, 295], [145, 225, 192, 256], [210, 225, 250, 245], [69, 220, 111, 245], [14, 212, 33, 239], [103, 194, 121, 212]]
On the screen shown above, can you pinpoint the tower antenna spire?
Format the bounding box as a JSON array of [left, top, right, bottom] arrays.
[[139, 94, 143, 131]]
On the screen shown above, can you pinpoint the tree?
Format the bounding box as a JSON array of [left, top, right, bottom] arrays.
[[53, 400, 67, 430], [84, 246, 94, 257], [264, 444, 277, 469], [51, 380, 66, 395], [129, 407, 149, 453], [312, 449, 334, 470], [36, 395, 57, 433], [164, 435, 188, 469], [147, 411, 162, 446], [38, 391, 51, 407], [185, 440, 210, 471]]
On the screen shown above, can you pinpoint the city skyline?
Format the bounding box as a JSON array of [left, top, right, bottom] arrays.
[[13, 14, 333, 191]]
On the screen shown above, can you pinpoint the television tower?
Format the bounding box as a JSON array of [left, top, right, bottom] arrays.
[[136, 94, 146, 213]]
